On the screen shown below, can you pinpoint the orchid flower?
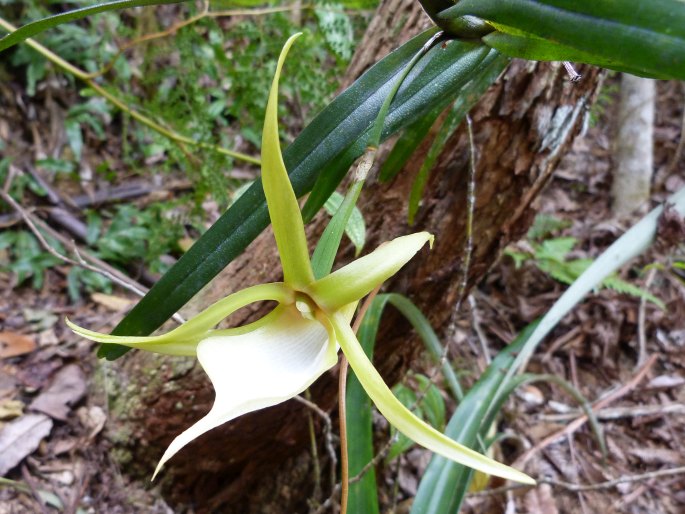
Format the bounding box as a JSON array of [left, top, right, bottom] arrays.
[[67, 34, 533, 486]]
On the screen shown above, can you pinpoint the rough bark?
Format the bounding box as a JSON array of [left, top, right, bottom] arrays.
[[611, 74, 656, 215], [102, 1, 602, 512]]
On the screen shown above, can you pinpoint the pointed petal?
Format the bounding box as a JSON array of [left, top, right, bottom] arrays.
[[309, 232, 433, 311], [152, 305, 338, 478], [66, 283, 292, 356], [262, 33, 314, 289], [329, 311, 535, 485]]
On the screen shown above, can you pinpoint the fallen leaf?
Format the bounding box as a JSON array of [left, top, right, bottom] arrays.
[[29, 364, 86, 421], [51, 438, 78, 456], [629, 447, 683, 465], [0, 370, 17, 396], [517, 384, 545, 405], [22, 308, 58, 332], [0, 413, 53, 475], [0, 399, 24, 420], [90, 292, 134, 312], [38, 329, 59, 347], [0, 332, 36, 359], [76, 405, 107, 439], [646, 375, 685, 389]]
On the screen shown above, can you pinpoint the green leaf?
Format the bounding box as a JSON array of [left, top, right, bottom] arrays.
[[413, 374, 446, 430], [407, 52, 508, 224], [535, 237, 576, 262], [323, 191, 366, 257], [101, 33, 496, 359], [313, 185, 365, 280], [315, 2, 354, 60], [345, 295, 390, 514], [379, 105, 443, 184], [0, 0, 188, 53], [386, 293, 464, 402], [601, 275, 665, 309], [411, 322, 539, 514], [419, 0, 494, 38], [482, 185, 685, 451], [482, 32, 664, 79], [445, 0, 685, 79], [301, 41, 495, 223], [527, 213, 572, 241]]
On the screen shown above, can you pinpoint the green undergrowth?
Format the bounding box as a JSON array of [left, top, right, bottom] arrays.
[[506, 213, 664, 308], [0, 0, 370, 299]]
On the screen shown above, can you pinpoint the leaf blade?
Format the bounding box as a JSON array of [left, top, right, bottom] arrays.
[[0, 0, 188, 53]]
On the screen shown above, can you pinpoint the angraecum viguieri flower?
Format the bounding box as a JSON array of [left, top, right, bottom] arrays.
[[67, 34, 533, 486]]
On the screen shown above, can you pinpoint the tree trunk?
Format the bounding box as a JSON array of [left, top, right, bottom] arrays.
[[102, 1, 602, 512], [611, 73, 655, 216]]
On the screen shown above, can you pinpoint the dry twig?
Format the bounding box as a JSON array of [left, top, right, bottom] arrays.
[[1, 179, 187, 324], [514, 355, 657, 467], [469, 465, 685, 497]]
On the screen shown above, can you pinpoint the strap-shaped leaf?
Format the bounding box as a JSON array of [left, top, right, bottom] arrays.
[[379, 105, 443, 183], [101, 32, 497, 359], [445, 0, 685, 79], [482, 32, 664, 78], [345, 295, 390, 514], [408, 52, 508, 223], [0, 0, 187, 53], [302, 41, 494, 222], [411, 322, 539, 514]]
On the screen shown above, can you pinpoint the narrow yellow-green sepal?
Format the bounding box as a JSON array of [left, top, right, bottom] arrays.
[[309, 232, 433, 311], [330, 312, 535, 485], [66, 283, 292, 356], [262, 32, 314, 289]]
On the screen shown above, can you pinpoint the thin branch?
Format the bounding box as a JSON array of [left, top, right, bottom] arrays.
[[294, 394, 337, 496], [514, 355, 657, 467], [0, 15, 259, 165], [337, 285, 382, 514], [458, 114, 477, 310], [469, 465, 685, 497], [0, 186, 185, 324], [637, 267, 657, 367], [538, 402, 685, 422]]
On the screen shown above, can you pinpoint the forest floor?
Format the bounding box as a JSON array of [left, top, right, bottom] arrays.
[[1, 72, 684, 514]]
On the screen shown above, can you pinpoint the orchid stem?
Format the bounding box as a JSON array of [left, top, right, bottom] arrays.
[[338, 285, 382, 514], [311, 33, 443, 280], [338, 356, 350, 514]]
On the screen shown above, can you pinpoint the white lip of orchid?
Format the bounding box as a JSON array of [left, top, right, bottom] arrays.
[[66, 33, 534, 486]]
